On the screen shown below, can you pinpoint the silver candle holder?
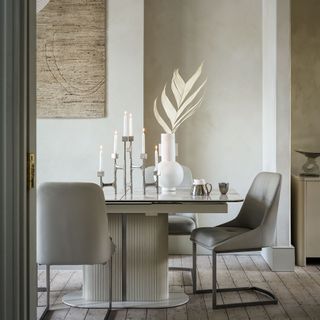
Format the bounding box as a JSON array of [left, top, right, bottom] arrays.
[[97, 153, 121, 194], [97, 136, 159, 195]]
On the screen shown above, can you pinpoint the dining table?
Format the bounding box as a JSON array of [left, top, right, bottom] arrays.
[[63, 188, 243, 309]]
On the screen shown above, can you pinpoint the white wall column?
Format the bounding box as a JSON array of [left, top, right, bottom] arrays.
[[262, 0, 294, 271]]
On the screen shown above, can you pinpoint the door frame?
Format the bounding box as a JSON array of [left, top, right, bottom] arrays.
[[0, 0, 37, 319]]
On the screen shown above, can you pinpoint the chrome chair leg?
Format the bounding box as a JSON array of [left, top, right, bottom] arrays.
[[191, 244, 278, 309], [37, 263, 47, 292], [212, 250, 217, 309], [169, 266, 193, 272], [192, 242, 197, 294], [46, 265, 50, 310], [38, 264, 50, 320], [104, 256, 113, 320]]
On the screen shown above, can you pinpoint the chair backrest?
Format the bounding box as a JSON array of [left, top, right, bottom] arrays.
[[37, 182, 111, 265], [232, 172, 281, 235]]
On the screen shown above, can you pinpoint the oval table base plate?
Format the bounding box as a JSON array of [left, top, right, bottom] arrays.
[[63, 291, 190, 309]]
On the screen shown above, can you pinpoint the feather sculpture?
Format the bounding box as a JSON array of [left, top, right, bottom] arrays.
[[154, 63, 207, 133]]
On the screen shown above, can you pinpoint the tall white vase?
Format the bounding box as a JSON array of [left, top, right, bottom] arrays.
[[157, 133, 183, 192]]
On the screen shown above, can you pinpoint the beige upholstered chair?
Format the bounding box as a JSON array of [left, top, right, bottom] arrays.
[[191, 172, 281, 309], [37, 182, 114, 320], [146, 165, 197, 271]]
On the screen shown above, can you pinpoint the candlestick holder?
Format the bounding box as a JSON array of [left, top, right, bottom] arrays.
[[98, 136, 159, 195], [122, 136, 134, 194], [97, 153, 121, 194], [135, 153, 159, 195]]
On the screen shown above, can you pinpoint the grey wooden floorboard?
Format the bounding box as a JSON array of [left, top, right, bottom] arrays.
[[251, 255, 311, 320], [85, 309, 113, 320], [196, 255, 229, 320], [126, 309, 147, 320], [146, 309, 166, 320], [224, 255, 270, 320], [219, 255, 250, 320], [110, 309, 127, 320], [238, 255, 289, 320], [42, 255, 320, 320]]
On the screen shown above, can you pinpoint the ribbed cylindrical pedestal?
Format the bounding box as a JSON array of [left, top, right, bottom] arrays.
[[82, 213, 168, 301]]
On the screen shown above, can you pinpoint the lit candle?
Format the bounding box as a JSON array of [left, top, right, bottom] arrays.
[[123, 111, 128, 137], [142, 128, 146, 154], [155, 145, 159, 166], [99, 145, 103, 171], [113, 130, 118, 154], [129, 113, 133, 136]]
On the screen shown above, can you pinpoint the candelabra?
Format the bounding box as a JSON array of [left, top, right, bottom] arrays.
[[97, 136, 159, 195], [97, 153, 121, 194]]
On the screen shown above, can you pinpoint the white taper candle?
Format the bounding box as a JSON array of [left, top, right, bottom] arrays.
[[123, 111, 128, 136], [155, 145, 159, 166], [99, 145, 103, 171], [142, 128, 146, 154], [129, 113, 133, 136]]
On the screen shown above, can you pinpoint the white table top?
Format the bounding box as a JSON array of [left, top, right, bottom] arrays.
[[104, 189, 243, 204]]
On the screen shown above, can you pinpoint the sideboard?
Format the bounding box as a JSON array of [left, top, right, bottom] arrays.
[[292, 175, 320, 266]]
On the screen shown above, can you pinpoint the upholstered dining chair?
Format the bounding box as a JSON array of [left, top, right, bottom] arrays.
[[191, 172, 281, 309], [146, 165, 197, 272], [37, 182, 115, 320]]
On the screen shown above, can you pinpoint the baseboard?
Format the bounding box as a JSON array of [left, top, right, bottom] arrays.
[[262, 246, 295, 271]]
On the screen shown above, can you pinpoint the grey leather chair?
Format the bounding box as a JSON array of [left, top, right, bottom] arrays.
[[146, 165, 197, 271], [37, 182, 114, 320], [190, 172, 281, 309]]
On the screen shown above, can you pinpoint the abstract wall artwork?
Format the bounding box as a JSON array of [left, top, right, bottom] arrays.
[[37, 0, 106, 118]]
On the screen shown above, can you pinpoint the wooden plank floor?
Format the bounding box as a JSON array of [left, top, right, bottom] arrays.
[[38, 254, 320, 320]]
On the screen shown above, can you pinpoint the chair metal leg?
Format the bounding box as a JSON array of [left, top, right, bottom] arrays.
[[46, 265, 50, 310], [193, 251, 278, 309], [38, 265, 50, 320], [192, 242, 197, 294], [104, 257, 113, 320], [212, 250, 217, 309], [37, 263, 47, 292], [169, 266, 193, 272]]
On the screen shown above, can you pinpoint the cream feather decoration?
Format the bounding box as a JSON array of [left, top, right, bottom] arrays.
[[154, 63, 207, 133]]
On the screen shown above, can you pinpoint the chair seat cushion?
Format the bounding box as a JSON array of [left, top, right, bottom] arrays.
[[169, 215, 197, 235], [190, 226, 251, 249]]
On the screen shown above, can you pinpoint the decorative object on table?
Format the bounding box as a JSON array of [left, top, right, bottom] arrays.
[[157, 133, 184, 192], [191, 179, 212, 196], [296, 150, 320, 177], [97, 113, 159, 195], [219, 182, 229, 195], [153, 63, 207, 192], [37, 0, 106, 118]]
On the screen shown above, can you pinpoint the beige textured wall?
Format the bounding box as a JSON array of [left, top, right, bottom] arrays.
[[292, 0, 320, 174], [144, 0, 262, 229], [37, 0, 144, 186]]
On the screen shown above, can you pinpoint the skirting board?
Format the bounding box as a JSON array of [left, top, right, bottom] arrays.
[[262, 246, 295, 271]]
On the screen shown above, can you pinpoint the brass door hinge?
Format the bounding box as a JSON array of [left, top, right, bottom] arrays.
[[27, 153, 35, 190]]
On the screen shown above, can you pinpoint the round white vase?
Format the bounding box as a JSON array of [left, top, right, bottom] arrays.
[[158, 133, 183, 192]]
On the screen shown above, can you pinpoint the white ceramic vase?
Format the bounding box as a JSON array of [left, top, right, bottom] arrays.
[[157, 133, 183, 193]]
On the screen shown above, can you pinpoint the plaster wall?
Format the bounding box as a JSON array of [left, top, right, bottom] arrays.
[[37, 0, 144, 187], [291, 0, 320, 174], [144, 0, 262, 241]]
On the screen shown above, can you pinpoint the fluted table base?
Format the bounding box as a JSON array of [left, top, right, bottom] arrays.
[[73, 213, 171, 305]]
